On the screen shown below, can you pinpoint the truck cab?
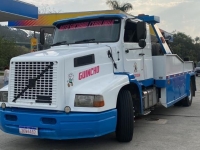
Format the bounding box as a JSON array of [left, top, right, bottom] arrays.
[[0, 12, 196, 142]]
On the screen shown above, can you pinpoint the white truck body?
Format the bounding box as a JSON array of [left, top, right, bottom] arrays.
[[0, 12, 196, 142]]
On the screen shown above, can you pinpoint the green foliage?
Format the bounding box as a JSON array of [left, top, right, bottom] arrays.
[[0, 37, 29, 70], [195, 37, 199, 44], [0, 25, 53, 70], [171, 32, 200, 62], [0, 25, 29, 42]]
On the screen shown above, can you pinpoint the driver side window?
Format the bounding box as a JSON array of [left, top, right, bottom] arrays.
[[124, 20, 138, 43]]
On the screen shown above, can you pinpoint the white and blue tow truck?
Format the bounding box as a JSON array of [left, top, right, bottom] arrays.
[[0, 11, 196, 142]]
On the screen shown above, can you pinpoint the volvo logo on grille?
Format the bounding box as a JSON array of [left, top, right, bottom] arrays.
[[28, 79, 36, 88]]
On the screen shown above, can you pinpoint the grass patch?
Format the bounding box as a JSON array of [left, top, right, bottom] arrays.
[[0, 73, 3, 76]]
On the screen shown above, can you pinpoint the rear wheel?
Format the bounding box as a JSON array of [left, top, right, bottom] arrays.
[[116, 90, 134, 142], [182, 81, 193, 107], [174, 100, 182, 106]]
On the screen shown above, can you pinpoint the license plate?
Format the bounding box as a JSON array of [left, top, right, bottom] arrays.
[[19, 126, 38, 136]]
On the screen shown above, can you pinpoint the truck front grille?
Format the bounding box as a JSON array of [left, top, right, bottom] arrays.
[[10, 61, 57, 105]]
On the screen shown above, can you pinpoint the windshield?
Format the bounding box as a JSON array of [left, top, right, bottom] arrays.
[[53, 18, 121, 45]]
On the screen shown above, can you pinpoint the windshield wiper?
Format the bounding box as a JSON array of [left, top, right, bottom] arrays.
[[51, 41, 68, 46], [75, 39, 96, 44]]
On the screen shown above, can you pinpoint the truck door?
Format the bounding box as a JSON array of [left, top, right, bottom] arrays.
[[123, 19, 145, 81]]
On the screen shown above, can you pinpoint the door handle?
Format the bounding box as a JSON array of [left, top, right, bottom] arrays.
[[139, 53, 145, 56]]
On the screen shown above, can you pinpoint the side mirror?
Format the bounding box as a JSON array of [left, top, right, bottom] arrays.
[[40, 29, 45, 45], [137, 22, 147, 40], [139, 39, 146, 48]]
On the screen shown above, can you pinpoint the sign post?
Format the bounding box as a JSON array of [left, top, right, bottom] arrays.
[[30, 37, 38, 52]]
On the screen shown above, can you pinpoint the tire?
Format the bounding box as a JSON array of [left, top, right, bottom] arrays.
[[174, 100, 182, 106], [182, 80, 193, 107], [116, 90, 134, 142]]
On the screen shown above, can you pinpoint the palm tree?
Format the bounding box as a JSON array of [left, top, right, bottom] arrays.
[[106, 0, 133, 13]]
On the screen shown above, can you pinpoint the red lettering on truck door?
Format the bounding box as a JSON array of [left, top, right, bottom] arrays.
[[78, 66, 100, 80]]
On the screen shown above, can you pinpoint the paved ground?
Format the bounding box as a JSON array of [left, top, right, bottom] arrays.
[[0, 77, 200, 150]]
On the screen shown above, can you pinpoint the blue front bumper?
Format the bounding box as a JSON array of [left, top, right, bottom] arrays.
[[0, 108, 117, 140]]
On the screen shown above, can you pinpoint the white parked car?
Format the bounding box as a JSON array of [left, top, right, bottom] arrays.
[[194, 62, 200, 76]]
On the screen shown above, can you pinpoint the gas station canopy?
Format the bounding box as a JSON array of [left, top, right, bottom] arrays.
[[8, 10, 123, 33], [0, 0, 38, 22]]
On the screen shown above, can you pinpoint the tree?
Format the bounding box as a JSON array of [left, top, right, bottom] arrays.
[[0, 25, 30, 42], [38, 4, 62, 14], [195, 37, 199, 44], [0, 37, 29, 70], [106, 0, 133, 12], [171, 32, 197, 62]]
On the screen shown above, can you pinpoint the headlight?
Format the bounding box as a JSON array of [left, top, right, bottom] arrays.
[[74, 95, 104, 107], [0, 91, 8, 102]]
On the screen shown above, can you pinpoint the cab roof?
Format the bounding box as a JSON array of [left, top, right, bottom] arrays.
[[53, 14, 128, 26]]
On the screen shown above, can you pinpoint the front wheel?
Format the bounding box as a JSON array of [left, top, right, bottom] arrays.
[[116, 90, 134, 142], [182, 80, 194, 107]]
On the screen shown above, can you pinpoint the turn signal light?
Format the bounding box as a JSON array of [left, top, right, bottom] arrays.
[[93, 100, 105, 107]]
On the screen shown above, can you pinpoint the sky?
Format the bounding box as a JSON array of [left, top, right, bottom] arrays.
[[2, 0, 200, 38]]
